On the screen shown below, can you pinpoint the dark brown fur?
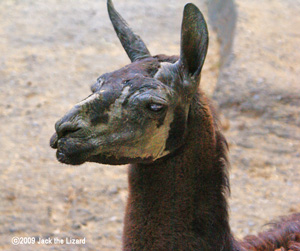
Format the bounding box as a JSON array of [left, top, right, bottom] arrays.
[[240, 214, 300, 251]]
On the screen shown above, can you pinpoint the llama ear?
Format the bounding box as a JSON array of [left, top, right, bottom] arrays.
[[179, 3, 208, 80], [107, 0, 151, 62]]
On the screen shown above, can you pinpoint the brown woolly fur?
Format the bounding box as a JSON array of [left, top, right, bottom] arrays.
[[240, 213, 300, 251]]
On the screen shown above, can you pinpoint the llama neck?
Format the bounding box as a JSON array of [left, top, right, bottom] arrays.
[[123, 94, 237, 251]]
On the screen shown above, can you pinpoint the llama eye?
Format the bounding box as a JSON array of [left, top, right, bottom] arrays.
[[147, 103, 165, 112]]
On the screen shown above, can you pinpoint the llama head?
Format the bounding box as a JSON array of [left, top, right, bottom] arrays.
[[50, 0, 208, 165]]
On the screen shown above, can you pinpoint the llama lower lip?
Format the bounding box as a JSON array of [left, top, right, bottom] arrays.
[[56, 148, 88, 165], [56, 150, 73, 164], [56, 151, 66, 162]]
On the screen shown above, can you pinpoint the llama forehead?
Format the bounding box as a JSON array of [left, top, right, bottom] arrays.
[[87, 60, 179, 118], [94, 57, 161, 86], [154, 62, 174, 79], [92, 57, 179, 93]]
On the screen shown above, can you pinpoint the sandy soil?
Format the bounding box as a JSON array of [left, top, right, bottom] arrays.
[[0, 0, 299, 250]]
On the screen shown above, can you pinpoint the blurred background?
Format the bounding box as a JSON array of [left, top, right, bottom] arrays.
[[1, 0, 299, 250]]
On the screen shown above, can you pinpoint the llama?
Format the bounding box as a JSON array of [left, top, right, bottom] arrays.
[[50, 0, 300, 250]]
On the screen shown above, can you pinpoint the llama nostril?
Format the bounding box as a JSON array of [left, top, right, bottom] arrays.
[[57, 122, 81, 139]]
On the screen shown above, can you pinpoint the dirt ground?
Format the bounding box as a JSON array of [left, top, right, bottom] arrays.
[[0, 0, 299, 250]]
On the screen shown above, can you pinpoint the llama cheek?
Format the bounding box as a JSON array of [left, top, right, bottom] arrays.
[[147, 112, 174, 160]]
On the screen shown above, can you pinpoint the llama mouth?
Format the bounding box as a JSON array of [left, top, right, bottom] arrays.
[[54, 137, 96, 165], [50, 132, 93, 165]]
